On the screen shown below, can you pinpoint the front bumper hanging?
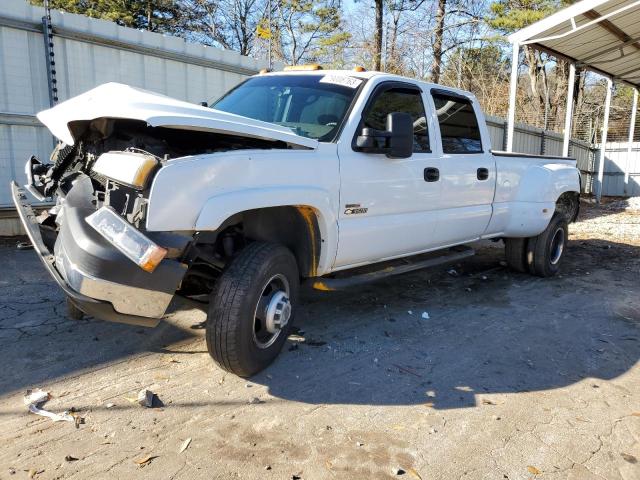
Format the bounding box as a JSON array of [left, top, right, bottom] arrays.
[[11, 181, 177, 327]]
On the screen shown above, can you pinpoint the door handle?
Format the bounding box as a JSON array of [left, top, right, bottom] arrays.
[[477, 168, 489, 181], [424, 167, 440, 182]]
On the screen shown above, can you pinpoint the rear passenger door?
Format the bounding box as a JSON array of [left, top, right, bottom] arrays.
[[429, 89, 496, 245]]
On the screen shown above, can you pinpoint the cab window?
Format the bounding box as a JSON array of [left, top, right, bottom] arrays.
[[431, 93, 483, 154], [362, 87, 430, 152]]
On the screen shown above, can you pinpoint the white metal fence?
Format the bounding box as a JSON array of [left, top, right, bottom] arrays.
[[0, 0, 268, 215], [1, 1, 637, 235]]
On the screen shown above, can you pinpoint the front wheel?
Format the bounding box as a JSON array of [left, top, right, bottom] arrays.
[[206, 242, 299, 377]]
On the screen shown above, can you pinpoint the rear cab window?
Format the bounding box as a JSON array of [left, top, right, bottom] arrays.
[[431, 91, 483, 154]]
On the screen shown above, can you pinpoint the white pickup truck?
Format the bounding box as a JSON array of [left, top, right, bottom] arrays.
[[12, 67, 580, 376]]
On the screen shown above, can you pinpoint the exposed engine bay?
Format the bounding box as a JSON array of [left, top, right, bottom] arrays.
[[28, 118, 290, 226]]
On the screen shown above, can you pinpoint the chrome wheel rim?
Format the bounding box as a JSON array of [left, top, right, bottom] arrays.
[[252, 274, 291, 349], [549, 227, 565, 265]]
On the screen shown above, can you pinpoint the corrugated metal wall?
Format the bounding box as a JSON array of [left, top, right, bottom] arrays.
[[596, 142, 640, 196], [486, 115, 596, 193], [0, 0, 268, 216]]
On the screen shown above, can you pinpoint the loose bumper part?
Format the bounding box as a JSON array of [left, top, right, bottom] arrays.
[[11, 181, 186, 327]]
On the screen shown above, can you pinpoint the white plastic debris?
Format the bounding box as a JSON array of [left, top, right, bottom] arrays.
[[421, 312, 430, 319], [179, 437, 192, 453], [408, 310, 413, 315], [24, 389, 73, 423]]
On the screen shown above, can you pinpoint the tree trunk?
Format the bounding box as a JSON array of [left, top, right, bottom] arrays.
[[147, 0, 152, 31], [374, 0, 383, 71], [431, 0, 446, 83]]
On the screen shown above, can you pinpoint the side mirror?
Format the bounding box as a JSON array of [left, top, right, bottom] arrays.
[[355, 112, 413, 159], [386, 112, 413, 159]]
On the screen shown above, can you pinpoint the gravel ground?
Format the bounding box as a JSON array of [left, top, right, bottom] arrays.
[[0, 202, 639, 480]]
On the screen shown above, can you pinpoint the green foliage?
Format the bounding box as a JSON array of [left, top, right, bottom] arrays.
[[488, 0, 558, 33], [274, 0, 350, 64], [29, 0, 179, 32]]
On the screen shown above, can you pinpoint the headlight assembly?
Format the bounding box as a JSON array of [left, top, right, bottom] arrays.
[[91, 151, 158, 189]]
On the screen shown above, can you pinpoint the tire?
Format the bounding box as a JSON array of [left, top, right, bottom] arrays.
[[504, 238, 527, 273], [66, 296, 85, 320], [206, 242, 299, 377], [525, 214, 568, 277]]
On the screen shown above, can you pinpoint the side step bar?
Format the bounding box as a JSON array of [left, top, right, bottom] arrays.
[[313, 246, 475, 291]]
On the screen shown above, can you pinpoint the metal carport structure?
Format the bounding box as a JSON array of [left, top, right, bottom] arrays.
[[505, 0, 640, 201]]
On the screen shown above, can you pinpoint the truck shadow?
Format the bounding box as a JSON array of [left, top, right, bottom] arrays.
[[1, 237, 638, 410], [0, 244, 197, 397], [251, 238, 640, 409]]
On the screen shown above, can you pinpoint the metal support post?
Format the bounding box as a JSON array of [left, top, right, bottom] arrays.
[[506, 42, 519, 152], [562, 63, 576, 157], [625, 88, 638, 195], [596, 78, 613, 203]]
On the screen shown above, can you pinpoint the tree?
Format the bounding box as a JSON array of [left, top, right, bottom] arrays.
[[30, 0, 179, 32], [373, 0, 383, 70], [430, 0, 446, 82], [272, 0, 349, 65], [488, 0, 579, 129], [176, 0, 268, 55]]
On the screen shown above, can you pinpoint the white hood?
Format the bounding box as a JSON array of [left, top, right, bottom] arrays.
[[36, 82, 318, 149]]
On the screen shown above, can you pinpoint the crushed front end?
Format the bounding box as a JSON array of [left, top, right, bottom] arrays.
[[12, 119, 194, 327]]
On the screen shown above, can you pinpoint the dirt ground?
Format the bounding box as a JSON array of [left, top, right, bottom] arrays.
[[0, 200, 639, 480]]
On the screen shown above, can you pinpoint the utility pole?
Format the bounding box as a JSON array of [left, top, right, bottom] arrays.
[[268, 0, 272, 70]]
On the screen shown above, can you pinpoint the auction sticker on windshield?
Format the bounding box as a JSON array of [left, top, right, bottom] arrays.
[[319, 75, 363, 89]]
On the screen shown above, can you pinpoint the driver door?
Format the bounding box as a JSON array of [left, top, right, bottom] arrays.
[[334, 82, 442, 268]]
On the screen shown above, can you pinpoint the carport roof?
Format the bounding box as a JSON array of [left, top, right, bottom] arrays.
[[508, 0, 640, 89]]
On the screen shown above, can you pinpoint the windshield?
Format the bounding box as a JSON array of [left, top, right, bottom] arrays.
[[211, 74, 362, 141]]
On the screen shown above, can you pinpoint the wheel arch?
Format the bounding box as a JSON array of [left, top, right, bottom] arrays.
[[194, 187, 336, 276], [555, 190, 580, 223], [240, 206, 323, 278]]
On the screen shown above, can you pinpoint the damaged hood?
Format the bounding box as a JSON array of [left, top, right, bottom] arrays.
[[36, 82, 318, 149]]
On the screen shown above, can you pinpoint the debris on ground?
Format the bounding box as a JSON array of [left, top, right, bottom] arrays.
[[421, 312, 429, 319], [16, 241, 33, 250], [392, 467, 406, 475], [248, 397, 265, 405], [134, 455, 157, 468], [447, 268, 458, 277], [64, 455, 78, 462], [356, 441, 364, 447], [23, 389, 74, 423], [393, 364, 421, 377], [288, 334, 306, 343], [527, 465, 541, 475], [179, 438, 192, 453], [137, 389, 159, 408], [105, 403, 115, 409]]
